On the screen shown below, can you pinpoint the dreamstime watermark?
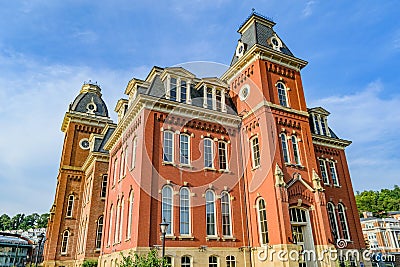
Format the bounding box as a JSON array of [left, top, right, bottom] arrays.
[[257, 239, 396, 263]]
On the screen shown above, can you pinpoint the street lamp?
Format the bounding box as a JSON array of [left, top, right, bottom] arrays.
[[35, 233, 45, 267], [159, 219, 169, 267]]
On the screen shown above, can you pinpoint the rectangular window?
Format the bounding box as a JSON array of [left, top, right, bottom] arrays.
[[101, 175, 108, 198], [206, 87, 213, 109], [329, 161, 339, 186], [204, 139, 214, 168], [313, 115, 321, 135], [170, 78, 177, 101], [163, 131, 174, 163], [113, 158, 118, 185], [119, 151, 125, 179], [319, 159, 329, 184], [216, 89, 221, 111], [251, 137, 260, 168], [320, 117, 327, 135], [180, 81, 187, 103], [180, 134, 189, 165], [218, 142, 228, 170]]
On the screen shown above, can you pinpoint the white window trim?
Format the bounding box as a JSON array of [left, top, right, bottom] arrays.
[[66, 195, 74, 218], [250, 136, 260, 169], [108, 205, 113, 247], [204, 138, 215, 169], [131, 137, 137, 170], [218, 141, 229, 171], [163, 131, 175, 164], [280, 133, 290, 164], [221, 191, 233, 237], [338, 203, 351, 241], [180, 133, 191, 166], [291, 135, 301, 165], [162, 185, 174, 236], [206, 190, 217, 237], [328, 161, 340, 186], [327, 202, 340, 241], [276, 81, 289, 107], [127, 191, 134, 239], [319, 159, 329, 185], [179, 187, 191, 236], [61, 230, 69, 255], [257, 198, 268, 246]]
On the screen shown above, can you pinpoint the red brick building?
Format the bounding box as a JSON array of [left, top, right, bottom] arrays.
[[44, 13, 366, 267]]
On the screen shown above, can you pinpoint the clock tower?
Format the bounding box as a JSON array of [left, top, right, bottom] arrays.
[[43, 83, 112, 267]]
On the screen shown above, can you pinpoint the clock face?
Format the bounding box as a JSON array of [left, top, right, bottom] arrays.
[[239, 85, 250, 101], [80, 139, 90, 150], [235, 40, 245, 58]]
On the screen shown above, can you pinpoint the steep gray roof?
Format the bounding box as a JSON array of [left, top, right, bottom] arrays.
[[93, 126, 116, 153], [69, 83, 109, 117]]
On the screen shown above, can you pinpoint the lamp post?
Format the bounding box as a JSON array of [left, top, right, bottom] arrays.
[[159, 219, 169, 267], [35, 233, 45, 267]]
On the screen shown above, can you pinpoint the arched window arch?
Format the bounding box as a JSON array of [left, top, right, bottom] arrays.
[[180, 134, 190, 165], [114, 199, 120, 243], [338, 203, 350, 240], [209, 255, 218, 267], [66, 195, 74, 217], [280, 133, 290, 163], [120, 150, 125, 179], [226, 255, 236, 267], [250, 136, 260, 168], [204, 138, 214, 168], [327, 202, 339, 241], [127, 190, 134, 238], [131, 137, 137, 169], [257, 198, 269, 245], [165, 256, 172, 267], [221, 192, 232, 236], [95, 216, 103, 249], [205, 190, 216, 236], [180, 187, 190, 235], [61, 230, 69, 254], [108, 204, 113, 246], [162, 186, 173, 235], [291, 136, 301, 165], [181, 256, 191, 267], [276, 82, 288, 107], [163, 131, 174, 163], [119, 197, 124, 242]]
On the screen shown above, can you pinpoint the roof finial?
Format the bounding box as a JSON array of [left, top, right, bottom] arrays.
[[252, 8, 255, 12]]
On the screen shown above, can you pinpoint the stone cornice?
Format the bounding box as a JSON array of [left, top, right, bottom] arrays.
[[221, 44, 308, 83], [312, 134, 352, 150], [242, 100, 309, 120], [61, 111, 113, 132], [104, 94, 241, 152], [82, 152, 110, 174]]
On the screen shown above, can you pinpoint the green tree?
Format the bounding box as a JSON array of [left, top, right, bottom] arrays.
[[37, 213, 50, 228], [355, 185, 400, 217], [82, 259, 98, 267], [0, 214, 11, 231], [118, 249, 166, 267], [11, 214, 25, 230]]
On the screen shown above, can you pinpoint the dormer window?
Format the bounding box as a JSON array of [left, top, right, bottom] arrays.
[[180, 81, 187, 102], [166, 75, 191, 104], [202, 85, 226, 112], [311, 113, 330, 137], [170, 78, 177, 101]]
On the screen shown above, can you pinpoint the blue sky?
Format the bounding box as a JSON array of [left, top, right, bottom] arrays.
[[0, 0, 399, 215]]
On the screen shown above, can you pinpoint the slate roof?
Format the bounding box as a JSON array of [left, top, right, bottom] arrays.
[[93, 126, 116, 153], [231, 12, 295, 66], [69, 84, 109, 117]]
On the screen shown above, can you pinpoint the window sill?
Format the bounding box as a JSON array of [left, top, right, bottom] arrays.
[[178, 235, 194, 241], [218, 169, 231, 173], [162, 161, 175, 166], [222, 236, 236, 241], [60, 253, 67, 256], [206, 236, 220, 241], [100, 197, 106, 201], [285, 163, 305, 169], [203, 167, 217, 172], [333, 184, 341, 188], [179, 164, 194, 169], [125, 238, 131, 242], [94, 249, 100, 253], [251, 166, 260, 171], [163, 235, 176, 240]]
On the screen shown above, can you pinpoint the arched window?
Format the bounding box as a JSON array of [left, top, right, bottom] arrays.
[[291, 136, 301, 165], [218, 141, 228, 170], [163, 131, 174, 163], [277, 82, 288, 107], [114, 200, 120, 243], [181, 256, 191, 267], [209, 256, 218, 267], [101, 175, 108, 198], [61, 230, 69, 254], [131, 137, 137, 169], [327, 202, 339, 241], [180, 134, 190, 165], [204, 138, 214, 168], [165, 256, 172, 267], [120, 150, 125, 179], [180, 187, 190, 235], [162, 186, 173, 235], [66, 195, 74, 217], [113, 158, 118, 185], [257, 198, 269, 245], [127, 191, 134, 238], [205, 190, 216, 236], [250, 136, 260, 168], [319, 159, 329, 184], [280, 134, 290, 163], [338, 203, 350, 240], [221, 192, 232, 236], [108, 204, 113, 246], [226, 255, 236, 267], [95, 216, 103, 249], [119, 197, 124, 242], [328, 161, 339, 186]]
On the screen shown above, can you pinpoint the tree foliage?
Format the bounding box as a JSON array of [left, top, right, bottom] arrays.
[[0, 213, 49, 231], [118, 250, 166, 267], [82, 259, 98, 267], [356, 185, 400, 217]]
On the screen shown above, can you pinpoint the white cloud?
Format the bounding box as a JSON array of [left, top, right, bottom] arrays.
[[302, 0, 316, 18], [309, 80, 400, 191]]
